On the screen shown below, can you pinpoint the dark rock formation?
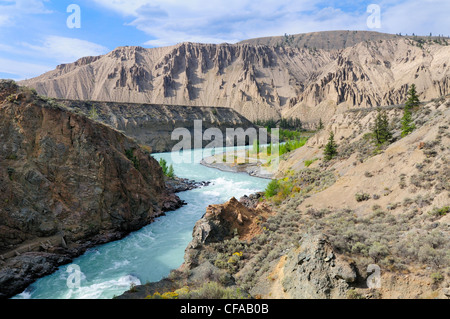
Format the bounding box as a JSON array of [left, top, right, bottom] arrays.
[[57, 99, 259, 153], [165, 178, 211, 193], [0, 253, 72, 298], [0, 80, 184, 298], [281, 234, 358, 299], [117, 195, 358, 299]]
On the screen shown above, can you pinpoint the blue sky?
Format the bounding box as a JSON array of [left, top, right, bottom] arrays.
[[0, 0, 448, 80]]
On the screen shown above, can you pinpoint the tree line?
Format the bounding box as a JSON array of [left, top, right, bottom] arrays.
[[323, 84, 420, 161]]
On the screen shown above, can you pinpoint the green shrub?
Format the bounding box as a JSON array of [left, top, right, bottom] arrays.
[[88, 106, 99, 120], [304, 158, 318, 167], [6, 94, 16, 103], [191, 282, 249, 299], [355, 193, 371, 202], [429, 206, 449, 218], [368, 242, 390, 262], [347, 289, 364, 299], [265, 179, 279, 198], [167, 164, 175, 178], [159, 158, 175, 178], [430, 272, 444, 284], [279, 137, 308, 156]]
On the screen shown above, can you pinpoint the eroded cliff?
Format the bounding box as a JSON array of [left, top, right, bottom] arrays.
[[20, 33, 450, 125], [0, 80, 184, 298]]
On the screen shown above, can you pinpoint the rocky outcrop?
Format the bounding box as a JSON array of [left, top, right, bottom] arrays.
[[20, 33, 450, 125], [118, 195, 358, 299], [117, 195, 269, 299], [56, 99, 258, 153], [165, 178, 211, 193], [0, 80, 184, 298], [0, 253, 72, 298], [281, 234, 357, 299], [186, 197, 266, 254]]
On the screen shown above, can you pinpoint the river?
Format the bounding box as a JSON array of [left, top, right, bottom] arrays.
[[13, 147, 270, 299]]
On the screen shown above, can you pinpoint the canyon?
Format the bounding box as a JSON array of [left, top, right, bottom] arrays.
[[0, 80, 185, 298], [20, 31, 450, 126], [1, 30, 449, 300]]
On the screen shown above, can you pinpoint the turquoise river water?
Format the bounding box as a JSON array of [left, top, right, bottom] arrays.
[[13, 147, 270, 299]]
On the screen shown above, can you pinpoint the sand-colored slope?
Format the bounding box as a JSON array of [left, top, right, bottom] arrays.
[[20, 34, 450, 123]]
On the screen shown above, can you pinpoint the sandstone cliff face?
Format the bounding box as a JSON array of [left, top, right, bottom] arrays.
[[20, 42, 329, 121], [283, 39, 450, 126], [0, 81, 183, 298], [20, 34, 450, 125]]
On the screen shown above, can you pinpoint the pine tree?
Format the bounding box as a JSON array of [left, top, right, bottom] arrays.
[[167, 164, 175, 178], [159, 158, 169, 175], [404, 84, 420, 111], [401, 109, 415, 137], [373, 108, 392, 145], [323, 131, 338, 161], [401, 84, 419, 137], [318, 118, 324, 130]]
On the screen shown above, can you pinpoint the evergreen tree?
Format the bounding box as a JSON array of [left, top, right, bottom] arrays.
[[373, 108, 392, 145], [404, 84, 420, 111], [401, 109, 415, 137], [318, 118, 324, 130], [167, 164, 175, 178], [323, 131, 338, 161], [401, 84, 419, 137], [159, 158, 169, 175]]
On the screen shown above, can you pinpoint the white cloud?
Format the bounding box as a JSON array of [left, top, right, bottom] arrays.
[[93, 0, 322, 46], [92, 0, 449, 46], [22, 36, 109, 63], [0, 36, 109, 79], [0, 14, 11, 26], [380, 0, 450, 36], [0, 0, 51, 26], [0, 57, 52, 80]]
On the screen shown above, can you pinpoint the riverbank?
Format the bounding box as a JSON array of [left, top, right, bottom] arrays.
[[0, 82, 191, 299], [165, 177, 212, 193], [10, 148, 269, 299], [1, 177, 217, 299], [117, 193, 269, 299], [200, 155, 274, 180]]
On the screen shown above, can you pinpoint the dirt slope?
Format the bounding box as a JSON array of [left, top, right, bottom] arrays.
[[20, 33, 450, 124]]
